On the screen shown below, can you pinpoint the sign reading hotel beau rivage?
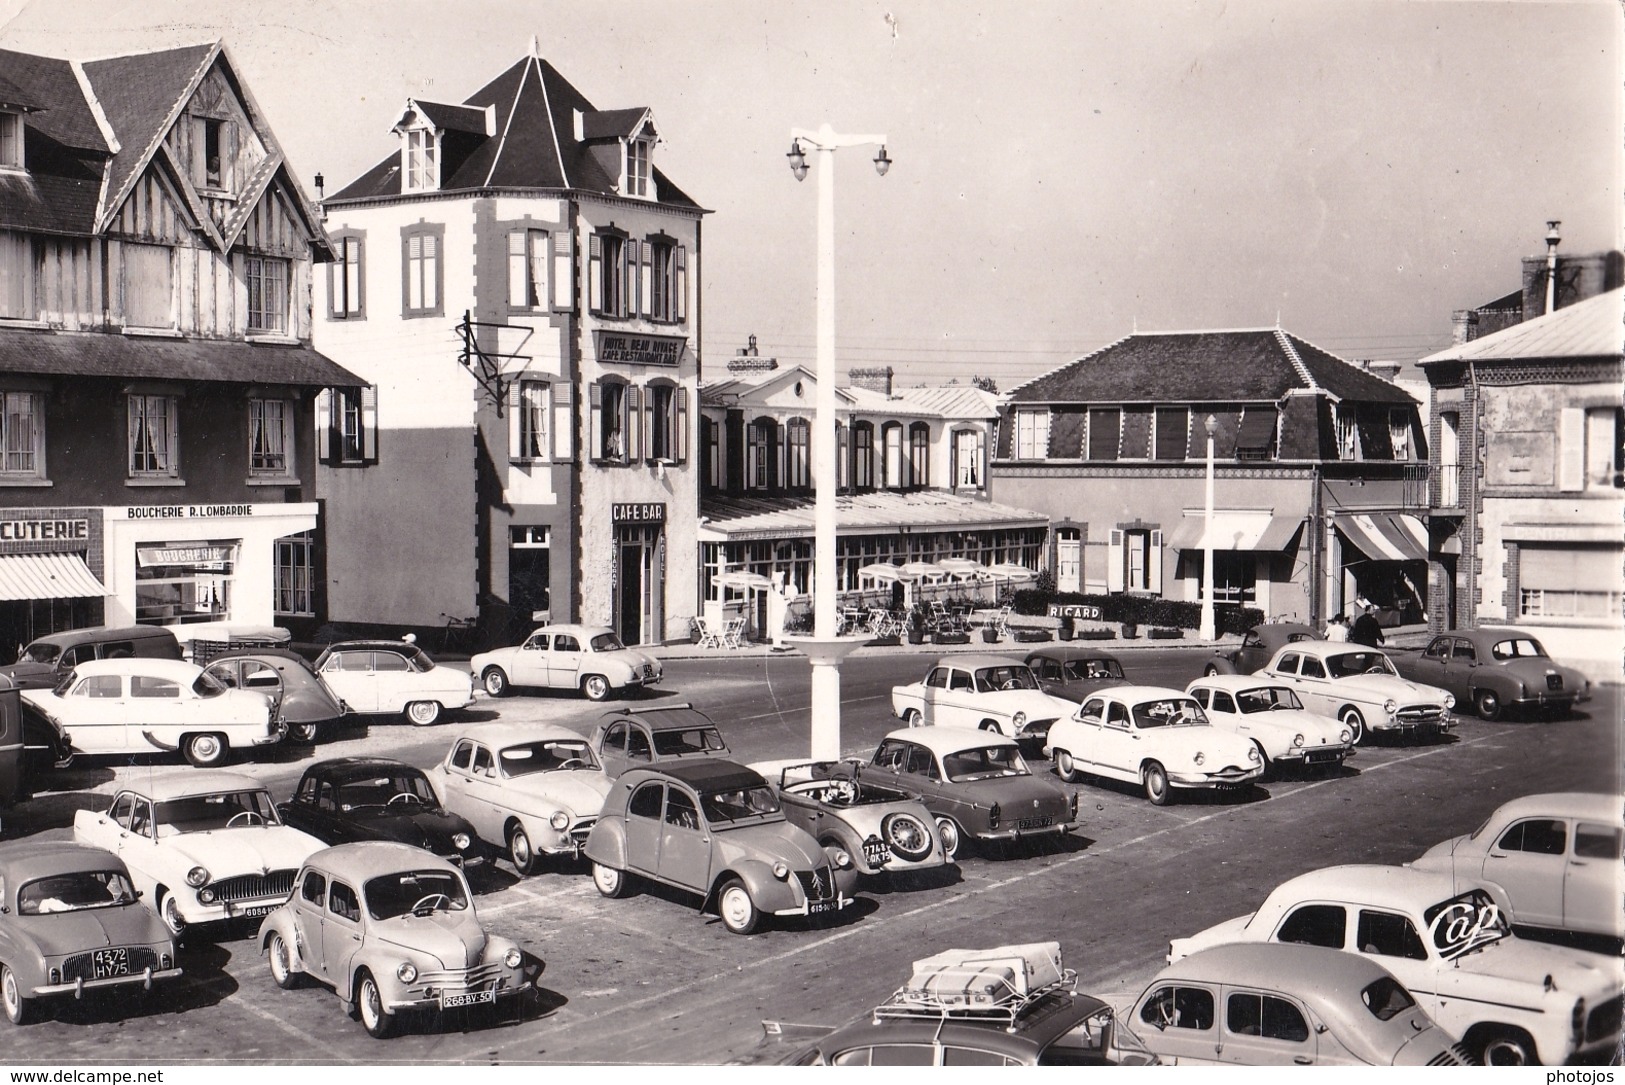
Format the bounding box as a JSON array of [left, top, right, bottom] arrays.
[[595, 331, 685, 367]]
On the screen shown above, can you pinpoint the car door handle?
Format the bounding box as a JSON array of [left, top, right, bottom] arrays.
[[1294, 1056, 1312, 1065]]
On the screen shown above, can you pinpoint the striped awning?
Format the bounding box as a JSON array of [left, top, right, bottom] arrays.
[[1335, 513, 1428, 563], [0, 553, 107, 600], [1166, 512, 1304, 552]]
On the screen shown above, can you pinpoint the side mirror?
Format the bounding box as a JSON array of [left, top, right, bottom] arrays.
[[134, 890, 144, 901]]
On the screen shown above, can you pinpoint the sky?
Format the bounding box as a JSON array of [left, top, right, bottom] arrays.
[[1, 0, 1618, 388]]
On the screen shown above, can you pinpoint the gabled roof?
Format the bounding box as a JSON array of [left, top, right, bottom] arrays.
[[330, 53, 701, 210], [408, 99, 491, 136], [0, 49, 107, 151], [1420, 286, 1625, 365], [0, 70, 43, 113], [1008, 329, 1414, 406]]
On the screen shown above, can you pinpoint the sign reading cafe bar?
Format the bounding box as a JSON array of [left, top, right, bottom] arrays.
[[595, 331, 685, 368], [613, 503, 666, 524]]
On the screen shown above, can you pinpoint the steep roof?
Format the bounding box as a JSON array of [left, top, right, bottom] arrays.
[[330, 53, 700, 209], [1008, 329, 1413, 405], [411, 100, 489, 136], [0, 49, 107, 151], [0, 327, 366, 387], [1421, 286, 1625, 365], [0, 48, 110, 235]]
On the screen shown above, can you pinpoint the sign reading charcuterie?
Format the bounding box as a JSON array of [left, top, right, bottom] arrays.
[[612, 503, 666, 524], [0, 518, 88, 541], [595, 331, 684, 367]]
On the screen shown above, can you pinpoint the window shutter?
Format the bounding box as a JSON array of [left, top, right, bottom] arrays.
[[507, 382, 523, 460], [625, 239, 640, 318], [552, 231, 573, 310], [625, 385, 642, 462], [1148, 530, 1164, 595], [675, 246, 688, 321], [1106, 529, 1126, 593], [587, 235, 603, 314], [643, 385, 656, 460], [361, 385, 379, 464], [1558, 407, 1585, 492], [224, 123, 237, 189], [315, 389, 333, 464], [508, 231, 527, 307], [165, 400, 180, 477], [552, 383, 574, 461], [639, 241, 653, 319], [589, 382, 604, 460], [529, 231, 547, 308], [1037, 410, 1052, 458], [675, 388, 690, 463], [350, 238, 364, 315]]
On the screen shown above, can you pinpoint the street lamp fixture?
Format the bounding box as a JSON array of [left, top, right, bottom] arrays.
[[1200, 413, 1218, 642], [786, 140, 807, 181]]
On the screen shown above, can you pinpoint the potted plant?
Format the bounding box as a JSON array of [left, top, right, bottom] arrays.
[[906, 609, 926, 645], [1120, 621, 1139, 639], [981, 626, 999, 643], [1058, 617, 1074, 641]]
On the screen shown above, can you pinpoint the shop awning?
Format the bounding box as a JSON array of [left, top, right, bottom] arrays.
[[1335, 513, 1428, 563], [0, 553, 107, 600], [1167, 512, 1304, 551]]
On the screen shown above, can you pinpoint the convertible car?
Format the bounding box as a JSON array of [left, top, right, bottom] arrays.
[[748, 759, 948, 878]]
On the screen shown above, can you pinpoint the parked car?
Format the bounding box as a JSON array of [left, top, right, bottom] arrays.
[[1410, 792, 1624, 941], [278, 758, 481, 866], [1, 625, 182, 690], [469, 623, 662, 701], [201, 648, 345, 744], [73, 771, 324, 937], [1043, 686, 1263, 805], [1167, 864, 1625, 1065], [583, 759, 859, 935], [257, 842, 542, 1038], [1130, 943, 1465, 1066], [430, 723, 612, 875], [858, 726, 1079, 859], [762, 942, 1158, 1065], [1254, 643, 1453, 745], [20, 658, 279, 768], [1022, 647, 1129, 703], [1390, 627, 1591, 721], [889, 655, 1073, 745], [748, 759, 948, 878], [1184, 675, 1352, 776], [1205, 622, 1319, 677], [588, 703, 730, 779], [312, 640, 474, 726], [0, 841, 181, 1026]]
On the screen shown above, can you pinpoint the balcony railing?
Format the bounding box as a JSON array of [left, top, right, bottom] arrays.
[[1434, 464, 1464, 509]]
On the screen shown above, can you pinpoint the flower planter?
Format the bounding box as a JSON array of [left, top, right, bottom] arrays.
[[1148, 627, 1184, 640], [1058, 619, 1074, 641], [907, 630, 926, 645], [867, 634, 901, 647], [981, 628, 999, 644], [1075, 628, 1117, 641], [935, 631, 971, 645], [1120, 622, 1139, 640], [1012, 629, 1052, 643]]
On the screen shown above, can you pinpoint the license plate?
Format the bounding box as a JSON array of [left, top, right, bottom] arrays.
[[806, 900, 839, 915], [238, 905, 276, 918], [1305, 750, 1341, 764], [91, 948, 130, 979], [440, 989, 496, 1009], [863, 843, 888, 865]]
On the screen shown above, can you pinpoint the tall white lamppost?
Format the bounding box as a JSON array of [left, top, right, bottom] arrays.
[[1199, 413, 1218, 642], [784, 125, 891, 760]]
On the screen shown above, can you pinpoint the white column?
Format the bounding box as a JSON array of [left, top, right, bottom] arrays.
[[1199, 424, 1217, 641]]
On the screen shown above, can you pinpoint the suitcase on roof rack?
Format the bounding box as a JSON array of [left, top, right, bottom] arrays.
[[904, 942, 1064, 1005]]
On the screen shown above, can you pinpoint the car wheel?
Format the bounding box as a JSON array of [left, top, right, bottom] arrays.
[[1054, 749, 1078, 783], [1, 963, 34, 1025], [482, 667, 510, 698], [182, 732, 228, 768], [582, 675, 612, 702], [1339, 707, 1367, 746], [717, 878, 760, 935], [1474, 689, 1504, 722], [881, 812, 935, 862], [1203, 663, 1220, 677], [1476, 1028, 1539, 1066], [508, 824, 540, 877], [904, 708, 923, 727], [287, 720, 320, 744], [355, 969, 395, 1039], [267, 932, 299, 990], [1142, 761, 1171, 806], [978, 720, 1000, 733], [1252, 741, 1272, 778], [405, 700, 442, 726], [158, 891, 186, 937], [592, 861, 632, 899], [934, 817, 962, 861]]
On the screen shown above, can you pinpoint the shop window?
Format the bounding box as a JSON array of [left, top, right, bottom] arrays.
[[317, 387, 378, 466], [1189, 551, 1256, 605], [908, 422, 930, 487], [851, 422, 875, 489], [785, 417, 811, 489], [588, 231, 631, 319], [953, 429, 983, 489], [128, 394, 180, 478], [248, 397, 294, 476], [647, 236, 686, 322], [0, 391, 44, 479], [0, 112, 22, 170], [274, 533, 314, 616], [401, 226, 442, 317], [645, 383, 688, 462], [0, 230, 34, 319], [508, 229, 548, 309], [123, 244, 175, 328], [403, 126, 438, 192], [1014, 409, 1048, 459], [135, 540, 236, 623], [509, 380, 549, 462], [327, 233, 364, 319]]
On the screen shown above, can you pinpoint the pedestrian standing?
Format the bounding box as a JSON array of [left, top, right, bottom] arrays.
[[1349, 605, 1385, 648], [1324, 613, 1349, 642]]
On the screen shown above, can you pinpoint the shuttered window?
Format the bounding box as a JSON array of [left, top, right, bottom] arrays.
[[1087, 408, 1120, 461], [1154, 407, 1189, 460]]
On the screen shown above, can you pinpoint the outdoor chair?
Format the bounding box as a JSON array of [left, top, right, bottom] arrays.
[[694, 616, 724, 649]]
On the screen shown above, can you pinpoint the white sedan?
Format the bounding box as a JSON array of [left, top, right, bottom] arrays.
[[1255, 643, 1453, 745], [468, 624, 662, 701], [890, 655, 1074, 744], [313, 640, 474, 726], [21, 658, 278, 767], [73, 771, 324, 936], [1044, 686, 1263, 805], [1184, 676, 1352, 776]]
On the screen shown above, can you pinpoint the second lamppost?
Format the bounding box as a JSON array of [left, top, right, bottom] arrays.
[[1199, 413, 1218, 641]]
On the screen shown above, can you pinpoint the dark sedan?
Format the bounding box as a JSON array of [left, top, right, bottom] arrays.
[[1023, 647, 1129, 703], [277, 758, 481, 866], [1390, 627, 1591, 720], [201, 649, 345, 744], [1206, 622, 1319, 676]]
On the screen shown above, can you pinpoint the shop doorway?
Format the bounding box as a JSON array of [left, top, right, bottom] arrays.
[[615, 525, 664, 646], [509, 527, 551, 642]]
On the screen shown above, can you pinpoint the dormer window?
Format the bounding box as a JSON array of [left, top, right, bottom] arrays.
[[405, 127, 439, 192], [626, 136, 651, 198], [189, 115, 235, 192], [0, 113, 22, 170]]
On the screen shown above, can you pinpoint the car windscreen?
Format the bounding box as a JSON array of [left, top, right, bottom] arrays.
[[192, 670, 228, 697], [363, 869, 469, 920], [1423, 888, 1509, 959], [1131, 698, 1207, 728], [652, 727, 726, 756], [1063, 659, 1123, 681], [18, 870, 138, 914], [1359, 976, 1416, 1021], [942, 744, 1029, 782], [699, 785, 781, 823], [590, 632, 627, 652], [154, 789, 281, 833], [17, 641, 59, 665], [335, 773, 438, 810], [974, 666, 1038, 692], [1234, 687, 1303, 713], [500, 739, 600, 775], [1325, 651, 1395, 678], [1490, 638, 1547, 660]]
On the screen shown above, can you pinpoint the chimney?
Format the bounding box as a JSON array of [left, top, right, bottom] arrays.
[[848, 366, 894, 396], [1450, 309, 1477, 345], [726, 336, 777, 373], [1362, 360, 1403, 382]]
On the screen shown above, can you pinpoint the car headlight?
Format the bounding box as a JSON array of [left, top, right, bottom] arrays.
[[397, 961, 417, 983], [505, 947, 523, 969], [832, 849, 852, 869], [1011, 711, 1027, 730], [1293, 733, 1305, 748], [185, 866, 209, 888], [1383, 699, 1398, 716], [198, 888, 216, 904], [1192, 751, 1205, 766], [1246, 746, 1261, 764], [771, 861, 789, 880], [988, 803, 1001, 829], [549, 810, 570, 831], [1339, 728, 1351, 744], [452, 832, 472, 850], [1444, 692, 1456, 709]]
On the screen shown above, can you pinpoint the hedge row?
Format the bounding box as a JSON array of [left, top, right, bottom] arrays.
[[1010, 590, 1264, 636]]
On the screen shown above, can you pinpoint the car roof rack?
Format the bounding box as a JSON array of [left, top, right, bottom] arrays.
[[871, 944, 1075, 1033]]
